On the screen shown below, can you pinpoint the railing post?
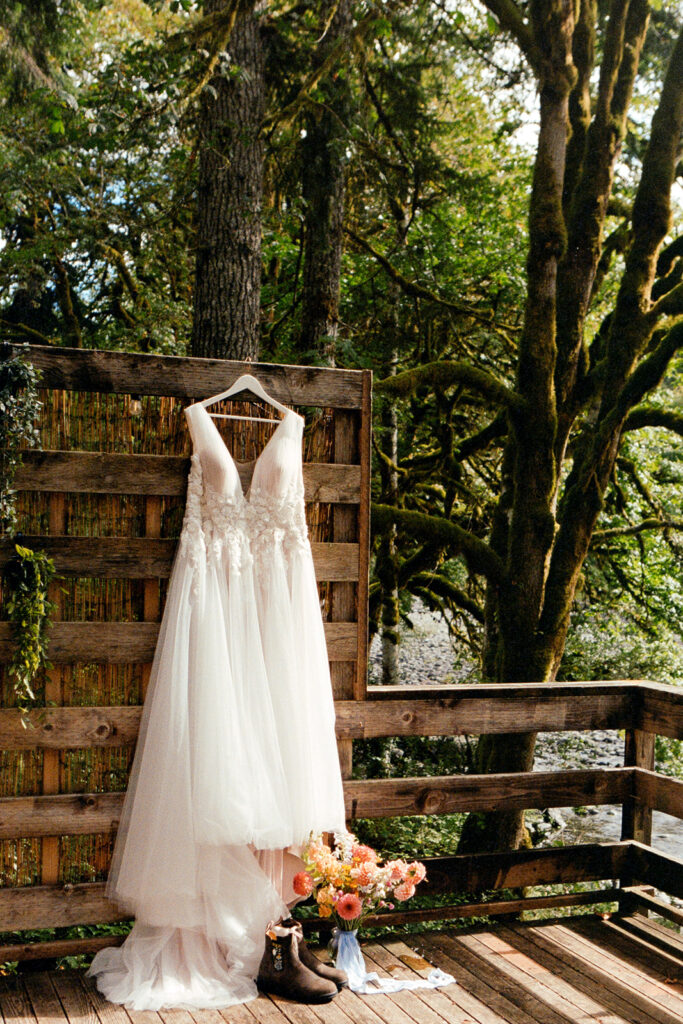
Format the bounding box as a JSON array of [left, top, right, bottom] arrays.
[[621, 728, 655, 845]]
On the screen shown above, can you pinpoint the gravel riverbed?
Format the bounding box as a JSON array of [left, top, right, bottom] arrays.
[[369, 602, 683, 859]]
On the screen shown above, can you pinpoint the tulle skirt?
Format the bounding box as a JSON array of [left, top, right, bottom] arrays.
[[88, 527, 346, 1009]]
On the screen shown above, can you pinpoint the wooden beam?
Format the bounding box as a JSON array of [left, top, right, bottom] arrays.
[[0, 538, 360, 582], [344, 768, 632, 819], [621, 729, 655, 844], [626, 841, 683, 899], [301, 887, 623, 932], [13, 451, 361, 503], [638, 686, 683, 740], [0, 770, 632, 838], [0, 843, 632, 930], [5, 343, 365, 407], [335, 692, 634, 737], [633, 767, 683, 821], [621, 886, 683, 927], [0, 619, 357, 667], [354, 369, 372, 700], [0, 933, 126, 964]]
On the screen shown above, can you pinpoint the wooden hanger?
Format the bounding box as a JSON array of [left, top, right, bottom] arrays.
[[198, 373, 291, 424]]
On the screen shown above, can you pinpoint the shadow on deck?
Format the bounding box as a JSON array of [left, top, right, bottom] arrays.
[[2, 915, 682, 1024]]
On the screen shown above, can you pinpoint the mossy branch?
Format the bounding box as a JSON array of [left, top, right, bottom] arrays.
[[372, 503, 505, 583], [482, 1, 542, 74], [623, 405, 683, 437], [411, 571, 485, 622], [375, 361, 524, 411], [592, 518, 683, 540]]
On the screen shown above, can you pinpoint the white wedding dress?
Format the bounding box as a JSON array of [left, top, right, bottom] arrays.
[[88, 402, 347, 1010]]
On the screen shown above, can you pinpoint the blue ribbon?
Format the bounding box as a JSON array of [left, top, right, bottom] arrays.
[[331, 927, 456, 995]]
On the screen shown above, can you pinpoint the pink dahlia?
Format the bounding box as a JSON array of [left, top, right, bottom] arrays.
[[292, 871, 314, 897], [406, 861, 427, 883], [335, 893, 363, 921], [385, 859, 408, 882], [393, 881, 416, 902]]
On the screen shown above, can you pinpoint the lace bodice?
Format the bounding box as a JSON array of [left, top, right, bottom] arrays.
[[180, 403, 308, 573]]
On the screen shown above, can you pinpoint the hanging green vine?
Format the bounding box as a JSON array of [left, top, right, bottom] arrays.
[[0, 343, 42, 534], [3, 544, 56, 714]]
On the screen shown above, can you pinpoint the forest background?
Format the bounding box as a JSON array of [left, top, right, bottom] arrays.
[[0, 0, 682, 856]]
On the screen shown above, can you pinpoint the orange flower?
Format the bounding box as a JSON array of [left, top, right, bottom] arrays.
[[292, 871, 313, 897], [336, 893, 363, 920]]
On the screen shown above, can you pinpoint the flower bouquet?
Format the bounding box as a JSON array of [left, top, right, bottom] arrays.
[[291, 831, 447, 995]]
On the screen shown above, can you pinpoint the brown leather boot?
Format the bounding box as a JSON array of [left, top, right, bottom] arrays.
[[282, 917, 349, 990], [257, 924, 338, 1003]]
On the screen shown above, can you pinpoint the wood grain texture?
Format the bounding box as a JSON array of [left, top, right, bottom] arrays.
[[344, 768, 632, 819], [0, 843, 632, 931], [13, 451, 361, 503], [0, 618, 357, 668], [0, 769, 632, 839], [626, 840, 683, 900], [621, 731, 656, 844], [354, 369, 372, 700], [4, 344, 365, 407], [335, 693, 634, 737], [0, 537, 360, 582]]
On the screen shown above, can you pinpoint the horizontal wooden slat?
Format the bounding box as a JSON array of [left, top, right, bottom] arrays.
[[344, 768, 632, 819], [0, 769, 632, 838], [0, 706, 143, 749], [0, 881, 123, 931], [0, 619, 357, 666], [368, 681, 646, 700], [622, 887, 683, 927], [14, 450, 361, 502], [0, 933, 126, 963], [627, 841, 683, 899], [0, 537, 359, 582], [639, 687, 683, 740], [337, 692, 634, 736], [5, 344, 364, 407], [0, 887, 626, 959], [0, 843, 631, 931], [0, 793, 123, 838], [633, 767, 683, 821], [303, 887, 624, 932]]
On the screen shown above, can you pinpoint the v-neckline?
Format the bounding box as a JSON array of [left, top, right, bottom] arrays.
[[190, 401, 299, 501]]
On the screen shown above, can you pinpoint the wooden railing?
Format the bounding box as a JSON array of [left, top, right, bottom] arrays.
[[1, 680, 681, 962]]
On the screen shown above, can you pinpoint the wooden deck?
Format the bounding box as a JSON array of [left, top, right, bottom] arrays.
[[2, 916, 681, 1024]]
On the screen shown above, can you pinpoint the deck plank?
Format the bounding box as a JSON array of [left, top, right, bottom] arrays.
[[50, 973, 100, 1024], [417, 930, 551, 1023], [495, 923, 646, 1024], [22, 974, 69, 1024], [4, 920, 683, 1024], [0, 976, 39, 1024], [519, 922, 680, 1024], [379, 937, 510, 1024]]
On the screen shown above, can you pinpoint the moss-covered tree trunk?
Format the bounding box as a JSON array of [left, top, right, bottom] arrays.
[[192, 0, 265, 360], [298, 0, 351, 364], [375, 2, 683, 854]]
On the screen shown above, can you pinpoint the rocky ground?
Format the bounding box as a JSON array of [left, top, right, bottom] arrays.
[[369, 602, 683, 858]]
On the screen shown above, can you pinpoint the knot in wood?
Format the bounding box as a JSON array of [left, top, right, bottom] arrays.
[[62, 883, 74, 893], [42, 722, 54, 732], [401, 711, 415, 726], [82, 795, 96, 808], [417, 788, 443, 814], [95, 723, 111, 738]]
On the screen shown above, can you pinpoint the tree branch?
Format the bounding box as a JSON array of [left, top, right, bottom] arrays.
[[592, 518, 683, 540], [375, 361, 524, 410], [345, 226, 497, 323], [372, 503, 505, 583], [411, 571, 485, 622], [481, 1, 542, 74], [623, 405, 683, 437]]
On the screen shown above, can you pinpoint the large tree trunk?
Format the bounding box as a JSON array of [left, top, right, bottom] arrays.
[[192, 0, 265, 360], [458, 1, 683, 854], [298, 0, 351, 364]]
